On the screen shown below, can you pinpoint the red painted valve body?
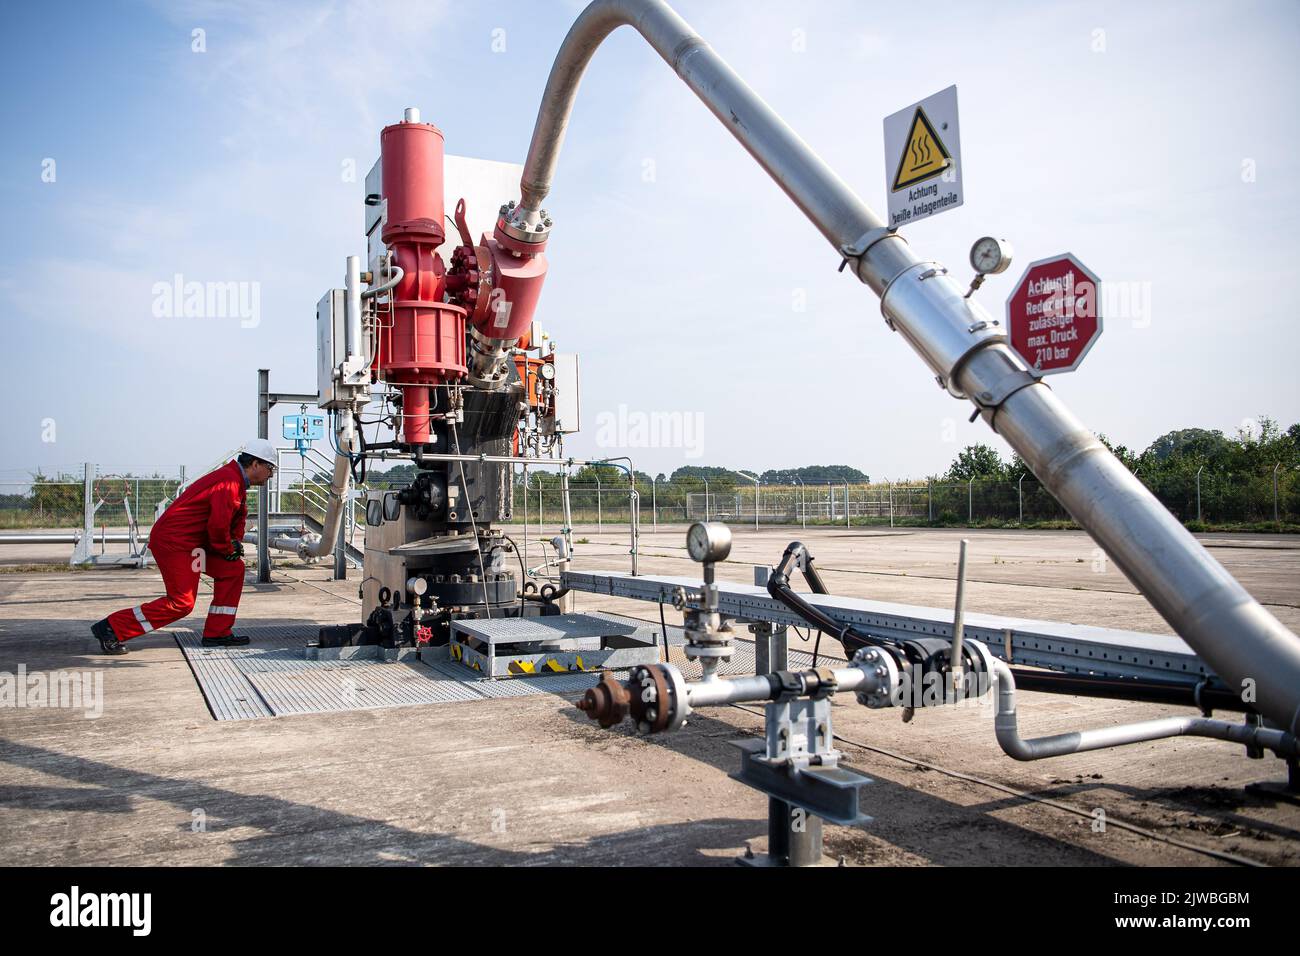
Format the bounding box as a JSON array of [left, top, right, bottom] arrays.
[[477, 236, 548, 342], [378, 119, 465, 444]]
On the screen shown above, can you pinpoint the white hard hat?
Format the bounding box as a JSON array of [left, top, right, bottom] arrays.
[[242, 438, 278, 465]]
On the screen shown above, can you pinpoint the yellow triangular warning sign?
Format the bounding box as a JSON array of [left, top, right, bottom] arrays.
[[891, 107, 951, 192]]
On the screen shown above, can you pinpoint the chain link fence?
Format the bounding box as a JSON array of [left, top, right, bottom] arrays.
[[505, 468, 1300, 532], [3, 465, 1297, 535], [0, 473, 182, 530]]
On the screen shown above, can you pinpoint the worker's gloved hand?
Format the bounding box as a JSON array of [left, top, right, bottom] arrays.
[[223, 542, 245, 562]]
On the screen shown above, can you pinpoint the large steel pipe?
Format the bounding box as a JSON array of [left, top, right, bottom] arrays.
[[517, 0, 1300, 735]]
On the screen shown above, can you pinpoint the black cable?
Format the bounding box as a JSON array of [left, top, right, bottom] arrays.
[[351, 423, 369, 484], [659, 601, 669, 663], [501, 533, 528, 614], [450, 418, 493, 618], [812, 630, 823, 668]]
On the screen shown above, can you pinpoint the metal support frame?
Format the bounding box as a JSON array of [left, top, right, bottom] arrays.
[[67, 462, 151, 568], [718, 589, 871, 865], [564, 570, 1225, 688], [256, 369, 319, 584], [732, 696, 873, 831]]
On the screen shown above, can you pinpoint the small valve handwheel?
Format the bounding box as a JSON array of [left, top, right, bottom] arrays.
[[686, 521, 731, 563]]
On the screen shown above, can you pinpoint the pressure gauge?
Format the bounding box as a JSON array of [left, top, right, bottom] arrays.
[[539, 362, 556, 381], [969, 236, 1013, 276], [686, 522, 732, 563]]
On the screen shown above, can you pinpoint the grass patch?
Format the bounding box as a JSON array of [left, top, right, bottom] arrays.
[[0, 563, 88, 574]]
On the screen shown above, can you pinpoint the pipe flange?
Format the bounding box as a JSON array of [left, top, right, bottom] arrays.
[[684, 619, 735, 662], [852, 645, 901, 709], [961, 639, 997, 702], [496, 202, 552, 247], [627, 663, 686, 734], [447, 243, 493, 326], [661, 663, 690, 731]]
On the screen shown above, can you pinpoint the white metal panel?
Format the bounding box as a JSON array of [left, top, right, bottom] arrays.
[[442, 154, 522, 242], [316, 289, 346, 408], [553, 352, 580, 434]]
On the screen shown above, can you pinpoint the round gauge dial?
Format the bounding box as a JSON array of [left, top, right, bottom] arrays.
[[686, 522, 732, 563], [969, 236, 1013, 276], [539, 362, 556, 380]]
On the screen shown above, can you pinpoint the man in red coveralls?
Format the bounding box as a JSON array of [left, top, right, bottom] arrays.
[[91, 440, 277, 654]]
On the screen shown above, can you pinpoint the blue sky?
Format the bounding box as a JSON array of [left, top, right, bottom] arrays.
[[3, 0, 1298, 482]]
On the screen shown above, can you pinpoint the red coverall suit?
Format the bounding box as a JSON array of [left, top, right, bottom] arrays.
[[107, 459, 248, 641]]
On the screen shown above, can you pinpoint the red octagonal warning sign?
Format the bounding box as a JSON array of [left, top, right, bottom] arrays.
[[1006, 253, 1102, 375]]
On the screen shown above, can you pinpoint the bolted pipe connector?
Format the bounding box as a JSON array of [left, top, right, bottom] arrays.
[[851, 645, 901, 709], [576, 672, 630, 728]]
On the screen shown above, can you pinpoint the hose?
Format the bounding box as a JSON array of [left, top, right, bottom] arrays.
[[360, 264, 404, 299], [501, 533, 528, 613], [659, 601, 669, 663]]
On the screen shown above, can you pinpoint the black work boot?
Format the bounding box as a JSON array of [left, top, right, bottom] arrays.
[[201, 634, 251, 647], [91, 619, 128, 655]]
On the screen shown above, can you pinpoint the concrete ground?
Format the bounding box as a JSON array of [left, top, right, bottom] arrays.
[[0, 524, 1297, 866]]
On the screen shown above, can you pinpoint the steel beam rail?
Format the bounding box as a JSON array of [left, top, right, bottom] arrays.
[[563, 570, 1220, 688], [520, 0, 1300, 734]]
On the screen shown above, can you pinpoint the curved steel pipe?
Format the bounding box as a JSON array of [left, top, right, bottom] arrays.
[[518, 0, 882, 251], [361, 264, 404, 300], [993, 661, 1298, 761], [518, 0, 1300, 735], [303, 412, 357, 559]]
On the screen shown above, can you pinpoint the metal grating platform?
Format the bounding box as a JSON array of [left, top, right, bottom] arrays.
[[173, 621, 795, 720], [173, 624, 605, 721], [451, 613, 642, 644], [448, 611, 665, 678]]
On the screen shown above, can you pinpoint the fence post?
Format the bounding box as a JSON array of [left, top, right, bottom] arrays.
[[1196, 465, 1204, 523], [1274, 462, 1281, 526], [844, 480, 850, 528], [1018, 473, 1026, 525], [928, 478, 933, 522], [651, 476, 658, 531], [83, 462, 93, 541], [888, 481, 894, 528], [755, 478, 760, 531], [522, 466, 529, 568], [703, 478, 710, 521], [968, 477, 974, 523]]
